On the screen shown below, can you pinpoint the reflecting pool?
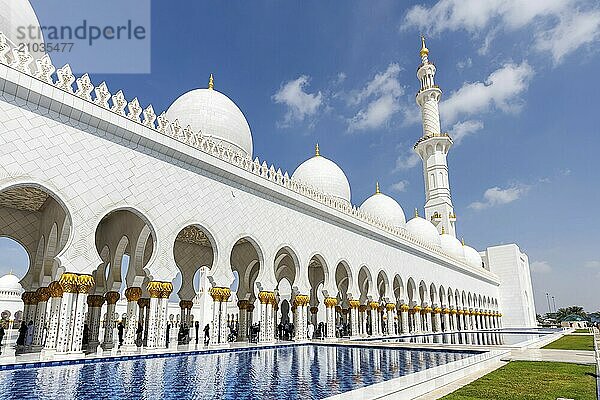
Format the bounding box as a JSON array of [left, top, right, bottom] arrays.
[[0, 345, 478, 400], [379, 330, 551, 346]]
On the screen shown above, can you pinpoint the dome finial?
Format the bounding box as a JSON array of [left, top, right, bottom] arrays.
[[441, 226, 445, 234], [315, 143, 320, 157], [420, 35, 429, 58], [375, 181, 380, 194], [208, 73, 214, 90], [461, 237, 465, 246], [414, 208, 419, 217]]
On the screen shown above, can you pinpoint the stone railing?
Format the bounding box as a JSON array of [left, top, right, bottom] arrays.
[[0, 32, 494, 280]]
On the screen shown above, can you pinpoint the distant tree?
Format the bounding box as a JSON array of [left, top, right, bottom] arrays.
[[555, 306, 587, 322]]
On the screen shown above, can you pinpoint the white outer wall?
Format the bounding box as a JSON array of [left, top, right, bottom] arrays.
[[483, 244, 536, 327], [0, 64, 501, 312]]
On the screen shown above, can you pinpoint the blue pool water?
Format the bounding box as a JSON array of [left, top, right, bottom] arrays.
[[0, 345, 478, 400], [377, 331, 551, 346]]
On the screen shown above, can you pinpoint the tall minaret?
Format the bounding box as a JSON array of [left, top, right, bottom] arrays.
[[414, 36, 457, 237]]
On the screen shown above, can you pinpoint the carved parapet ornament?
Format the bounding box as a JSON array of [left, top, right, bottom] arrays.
[[87, 295, 105, 308], [210, 287, 232, 302], [258, 291, 275, 305], [105, 291, 120, 305], [48, 281, 64, 298]]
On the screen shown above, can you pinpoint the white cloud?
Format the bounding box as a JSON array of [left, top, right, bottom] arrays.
[[390, 180, 409, 193], [347, 63, 404, 132], [272, 75, 323, 127], [531, 260, 552, 274], [334, 72, 347, 85], [536, 8, 600, 64], [457, 57, 473, 70], [402, 0, 600, 64], [584, 260, 600, 269], [449, 119, 483, 145], [441, 62, 534, 125], [394, 151, 421, 171], [469, 183, 529, 210]]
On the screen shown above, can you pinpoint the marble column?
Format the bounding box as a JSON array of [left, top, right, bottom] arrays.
[[122, 287, 142, 350], [369, 302, 379, 336], [55, 273, 78, 353], [310, 306, 318, 333], [156, 284, 173, 348], [359, 305, 367, 337], [425, 307, 433, 333], [385, 303, 395, 336], [32, 287, 50, 347], [400, 304, 409, 334], [433, 307, 442, 332], [324, 297, 337, 339], [412, 306, 422, 333], [70, 274, 94, 353], [450, 309, 457, 331], [86, 295, 105, 350], [237, 300, 249, 342], [294, 294, 309, 341], [442, 308, 451, 332], [43, 281, 63, 352], [349, 300, 360, 338], [101, 291, 120, 350], [137, 298, 150, 346], [258, 291, 275, 343], [21, 291, 38, 326]]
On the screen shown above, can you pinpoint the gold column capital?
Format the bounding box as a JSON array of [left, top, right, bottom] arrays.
[[59, 272, 79, 293], [105, 291, 120, 304], [48, 281, 64, 298], [36, 287, 51, 302], [258, 291, 275, 305], [324, 297, 338, 308], [77, 274, 95, 294], [125, 287, 143, 302], [87, 294, 105, 307], [349, 300, 360, 309], [211, 287, 232, 302]]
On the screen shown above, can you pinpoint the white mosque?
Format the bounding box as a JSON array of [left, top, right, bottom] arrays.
[[0, 0, 536, 355]]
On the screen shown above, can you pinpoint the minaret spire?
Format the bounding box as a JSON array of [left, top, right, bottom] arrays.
[[413, 37, 457, 237], [375, 182, 380, 194], [208, 73, 214, 90], [315, 143, 320, 157]]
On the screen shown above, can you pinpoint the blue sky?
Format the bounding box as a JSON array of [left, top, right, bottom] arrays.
[[1, 0, 599, 312]]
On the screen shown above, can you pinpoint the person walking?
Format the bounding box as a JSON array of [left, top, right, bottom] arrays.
[[195, 321, 200, 344], [117, 322, 124, 348], [0, 323, 5, 353], [16, 321, 27, 346], [307, 322, 314, 340], [166, 323, 171, 346], [203, 324, 210, 346], [25, 321, 34, 346]]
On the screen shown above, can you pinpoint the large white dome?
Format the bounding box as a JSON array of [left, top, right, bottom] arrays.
[[166, 82, 253, 157], [406, 214, 441, 247], [0, 0, 45, 59], [440, 233, 465, 262], [292, 146, 351, 203], [0, 273, 22, 295], [463, 244, 483, 269], [360, 185, 406, 228]]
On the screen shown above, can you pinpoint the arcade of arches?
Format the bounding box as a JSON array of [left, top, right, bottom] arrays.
[[0, 185, 502, 354]]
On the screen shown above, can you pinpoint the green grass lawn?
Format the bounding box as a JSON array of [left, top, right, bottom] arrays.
[[442, 361, 597, 400], [542, 334, 595, 351], [574, 328, 591, 334]]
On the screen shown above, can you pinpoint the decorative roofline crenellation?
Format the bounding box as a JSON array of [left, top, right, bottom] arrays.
[[0, 32, 496, 282]]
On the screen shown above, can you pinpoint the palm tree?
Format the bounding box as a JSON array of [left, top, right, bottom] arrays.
[[555, 306, 586, 322]]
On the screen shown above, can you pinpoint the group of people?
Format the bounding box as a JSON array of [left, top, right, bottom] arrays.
[[276, 321, 295, 341]]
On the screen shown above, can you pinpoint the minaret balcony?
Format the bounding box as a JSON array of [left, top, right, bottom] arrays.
[[413, 132, 453, 149]]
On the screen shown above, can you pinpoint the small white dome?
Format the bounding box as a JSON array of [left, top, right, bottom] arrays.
[[0, 0, 46, 60], [406, 215, 441, 247], [166, 83, 253, 157], [440, 234, 465, 262], [0, 273, 22, 294], [360, 185, 406, 228], [463, 244, 483, 268], [292, 147, 351, 203]]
